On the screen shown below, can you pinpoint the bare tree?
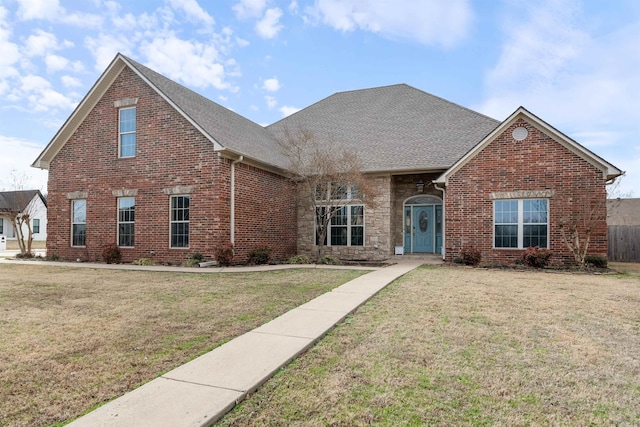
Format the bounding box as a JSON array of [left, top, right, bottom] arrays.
[[1, 171, 40, 256], [277, 127, 377, 260]]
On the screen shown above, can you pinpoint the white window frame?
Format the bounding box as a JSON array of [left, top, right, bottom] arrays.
[[32, 218, 40, 234], [117, 197, 135, 247], [118, 106, 136, 158], [0, 217, 3, 234], [71, 199, 86, 247], [315, 204, 365, 247], [170, 195, 190, 249], [493, 198, 549, 249]]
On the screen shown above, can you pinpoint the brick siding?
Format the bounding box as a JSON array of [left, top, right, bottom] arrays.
[[46, 67, 296, 264], [445, 118, 608, 266]]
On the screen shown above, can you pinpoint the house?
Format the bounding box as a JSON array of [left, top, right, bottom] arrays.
[[32, 53, 622, 265], [0, 190, 48, 243]]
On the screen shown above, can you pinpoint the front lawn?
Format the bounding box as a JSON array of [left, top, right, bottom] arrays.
[[221, 263, 640, 426], [0, 263, 368, 427]]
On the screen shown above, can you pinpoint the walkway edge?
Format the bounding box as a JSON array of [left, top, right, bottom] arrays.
[[66, 261, 423, 427]]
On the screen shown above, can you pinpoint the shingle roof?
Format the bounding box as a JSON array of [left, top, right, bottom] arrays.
[[122, 55, 289, 170], [267, 84, 500, 173], [0, 190, 46, 213]]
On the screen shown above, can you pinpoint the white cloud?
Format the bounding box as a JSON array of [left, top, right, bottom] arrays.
[[167, 0, 215, 27], [142, 36, 234, 91], [24, 29, 59, 56], [262, 77, 280, 92], [233, 0, 267, 20], [255, 8, 283, 38], [218, 95, 228, 102], [44, 54, 68, 72], [61, 75, 82, 88], [19, 74, 76, 111], [305, 0, 472, 47], [0, 7, 21, 81], [279, 105, 300, 117], [85, 33, 133, 71], [0, 135, 48, 192], [265, 95, 277, 108], [236, 36, 250, 47], [16, 0, 102, 28]]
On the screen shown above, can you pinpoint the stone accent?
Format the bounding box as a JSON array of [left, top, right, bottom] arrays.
[[112, 189, 139, 197], [162, 186, 194, 195], [113, 97, 138, 108], [66, 191, 88, 199], [491, 189, 555, 199]]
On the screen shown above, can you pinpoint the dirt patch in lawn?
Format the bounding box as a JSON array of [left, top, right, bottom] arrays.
[[0, 263, 369, 427], [221, 265, 640, 426]]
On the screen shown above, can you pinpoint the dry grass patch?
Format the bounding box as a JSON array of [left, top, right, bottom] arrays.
[[221, 265, 640, 426], [0, 263, 368, 427]]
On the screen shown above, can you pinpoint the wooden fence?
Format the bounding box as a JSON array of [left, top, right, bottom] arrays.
[[608, 226, 640, 262]]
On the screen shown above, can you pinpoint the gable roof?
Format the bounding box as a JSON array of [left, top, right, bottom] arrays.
[[0, 190, 46, 214], [32, 53, 288, 172], [434, 107, 623, 185], [267, 84, 500, 173]]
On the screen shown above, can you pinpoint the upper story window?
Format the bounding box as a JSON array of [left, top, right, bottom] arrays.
[[494, 199, 548, 249], [72, 199, 87, 247], [119, 107, 136, 158]]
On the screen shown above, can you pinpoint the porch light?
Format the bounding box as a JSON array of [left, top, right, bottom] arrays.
[[416, 180, 425, 193]]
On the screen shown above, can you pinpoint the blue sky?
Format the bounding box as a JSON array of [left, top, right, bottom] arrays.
[[1, 0, 638, 196]]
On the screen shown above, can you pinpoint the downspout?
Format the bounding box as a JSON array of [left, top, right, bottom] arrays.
[[433, 182, 446, 261], [230, 156, 244, 247]]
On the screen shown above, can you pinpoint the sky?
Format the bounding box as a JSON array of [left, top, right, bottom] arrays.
[[0, 0, 638, 196]]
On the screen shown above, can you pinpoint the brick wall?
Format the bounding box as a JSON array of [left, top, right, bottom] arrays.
[[445, 118, 608, 266], [46, 66, 296, 264]]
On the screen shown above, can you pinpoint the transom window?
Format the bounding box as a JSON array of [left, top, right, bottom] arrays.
[[494, 199, 548, 249], [316, 205, 364, 246], [71, 199, 86, 247], [170, 195, 189, 248], [118, 197, 135, 247], [119, 107, 136, 158], [316, 182, 359, 201]]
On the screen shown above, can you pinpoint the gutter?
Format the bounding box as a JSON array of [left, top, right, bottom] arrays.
[[433, 182, 446, 261], [229, 155, 244, 246]]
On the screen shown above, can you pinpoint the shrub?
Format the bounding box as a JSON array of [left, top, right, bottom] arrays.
[[522, 246, 552, 268], [132, 258, 156, 266], [459, 247, 481, 266], [584, 254, 608, 269], [288, 254, 311, 264], [47, 253, 60, 261], [15, 252, 34, 259], [191, 253, 205, 262], [319, 255, 341, 265], [453, 257, 464, 264], [101, 243, 122, 264], [214, 243, 234, 266], [247, 246, 272, 265]]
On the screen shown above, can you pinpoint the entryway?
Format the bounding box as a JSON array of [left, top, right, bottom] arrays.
[[403, 196, 442, 254]]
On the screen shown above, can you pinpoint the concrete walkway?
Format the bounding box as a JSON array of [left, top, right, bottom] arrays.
[[60, 259, 425, 427]]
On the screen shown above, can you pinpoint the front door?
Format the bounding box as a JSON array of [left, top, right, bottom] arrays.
[[413, 206, 434, 252]]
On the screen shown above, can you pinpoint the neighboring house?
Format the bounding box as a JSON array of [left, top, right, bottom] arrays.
[[32, 53, 622, 265], [0, 190, 48, 242], [607, 198, 640, 262]]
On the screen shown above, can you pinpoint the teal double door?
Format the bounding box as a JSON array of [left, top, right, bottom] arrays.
[[404, 204, 442, 254]]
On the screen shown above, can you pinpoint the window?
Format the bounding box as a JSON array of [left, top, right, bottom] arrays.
[[315, 182, 359, 201], [32, 218, 40, 234], [494, 199, 548, 249], [316, 205, 364, 246], [72, 199, 86, 247], [118, 197, 135, 247], [119, 107, 136, 158], [170, 195, 189, 248], [0, 218, 3, 234]]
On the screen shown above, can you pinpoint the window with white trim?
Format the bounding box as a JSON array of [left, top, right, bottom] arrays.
[[118, 197, 135, 247], [71, 199, 86, 247], [119, 107, 136, 158], [32, 218, 40, 234], [494, 199, 548, 249], [0, 218, 3, 234], [316, 205, 364, 246], [170, 195, 189, 248]]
